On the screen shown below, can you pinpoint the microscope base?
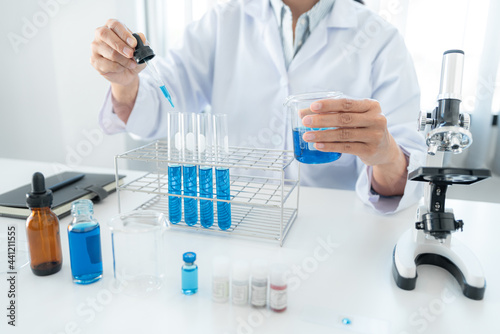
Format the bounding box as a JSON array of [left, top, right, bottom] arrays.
[[392, 228, 486, 300]]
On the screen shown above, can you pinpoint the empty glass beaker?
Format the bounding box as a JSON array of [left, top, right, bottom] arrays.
[[285, 92, 343, 164], [107, 210, 169, 296]]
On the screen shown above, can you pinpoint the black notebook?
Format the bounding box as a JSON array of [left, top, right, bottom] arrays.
[[0, 172, 125, 220]]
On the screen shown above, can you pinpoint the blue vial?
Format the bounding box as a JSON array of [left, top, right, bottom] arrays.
[[67, 199, 103, 284], [216, 167, 231, 230], [168, 164, 182, 224], [183, 165, 198, 226], [182, 252, 198, 295], [292, 127, 341, 164], [199, 167, 214, 228]]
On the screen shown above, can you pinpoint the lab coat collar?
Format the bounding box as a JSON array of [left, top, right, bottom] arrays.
[[244, 0, 358, 75], [244, 0, 271, 21], [288, 0, 357, 72], [244, 0, 358, 28], [326, 0, 358, 28]]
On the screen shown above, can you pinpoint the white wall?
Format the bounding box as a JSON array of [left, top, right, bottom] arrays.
[[0, 0, 141, 172]]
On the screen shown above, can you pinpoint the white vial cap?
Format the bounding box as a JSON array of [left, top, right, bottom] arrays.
[[270, 265, 288, 286], [212, 256, 230, 277], [232, 260, 250, 282], [251, 259, 269, 280]]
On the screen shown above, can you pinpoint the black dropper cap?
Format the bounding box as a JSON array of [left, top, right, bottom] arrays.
[[132, 33, 155, 64], [26, 172, 53, 208]]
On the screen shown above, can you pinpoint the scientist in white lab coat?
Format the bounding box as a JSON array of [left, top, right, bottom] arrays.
[[91, 0, 426, 214]]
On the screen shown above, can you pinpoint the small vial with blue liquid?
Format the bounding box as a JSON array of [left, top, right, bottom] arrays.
[[67, 199, 103, 284], [213, 114, 231, 230], [182, 252, 198, 295]]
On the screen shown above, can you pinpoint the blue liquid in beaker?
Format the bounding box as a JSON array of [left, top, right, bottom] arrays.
[[68, 222, 102, 284], [183, 165, 198, 226], [216, 167, 231, 230], [292, 128, 341, 164], [199, 167, 214, 228], [168, 165, 182, 224]]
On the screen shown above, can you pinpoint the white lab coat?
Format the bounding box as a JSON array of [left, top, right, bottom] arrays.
[[99, 0, 426, 213]]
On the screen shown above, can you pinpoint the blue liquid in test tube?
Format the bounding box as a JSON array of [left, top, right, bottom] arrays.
[[199, 167, 214, 228], [216, 167, 231, 230], [168, 164, 182, 224], [183, 165, 198, 226]]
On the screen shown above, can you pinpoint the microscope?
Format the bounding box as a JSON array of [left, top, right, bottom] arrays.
[[392, 50, 491, 300]]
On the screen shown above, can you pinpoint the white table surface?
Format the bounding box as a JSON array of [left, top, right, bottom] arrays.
[[0, 158, 499, 334]]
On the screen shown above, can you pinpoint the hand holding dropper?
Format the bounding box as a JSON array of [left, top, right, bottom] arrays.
[[132, 33, 175, 108]]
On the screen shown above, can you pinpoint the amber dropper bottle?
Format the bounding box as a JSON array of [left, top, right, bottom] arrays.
[[26, 172, 62, 276]]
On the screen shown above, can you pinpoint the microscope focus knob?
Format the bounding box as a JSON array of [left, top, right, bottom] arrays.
[[418, 111, 433, 131], [460, 113, 471, 130]]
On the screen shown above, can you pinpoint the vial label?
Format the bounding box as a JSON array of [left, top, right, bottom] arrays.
[[232, 282, 249, 305], [270, 288, 287, 310], [212, 278, 229, 302], [251, 283, 267, 307]]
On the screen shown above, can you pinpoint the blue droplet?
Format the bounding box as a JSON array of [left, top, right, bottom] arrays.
[[342, 318, 351, 325]]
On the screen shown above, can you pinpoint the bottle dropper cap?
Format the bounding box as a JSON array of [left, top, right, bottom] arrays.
[[26, 172, 53, 208], [132, 33, 155, 64]]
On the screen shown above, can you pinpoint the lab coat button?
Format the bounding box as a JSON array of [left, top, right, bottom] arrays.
[[271, 134, 283, 145]]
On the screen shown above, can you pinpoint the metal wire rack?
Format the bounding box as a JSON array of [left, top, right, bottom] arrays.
[[114, 140, 300, 246]]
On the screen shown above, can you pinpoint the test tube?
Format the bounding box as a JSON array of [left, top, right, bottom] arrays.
[[183, 113, 198, 226], [167, 111, 183, 224], [213, 114, 231, 230], [198, 113, 214, 228]]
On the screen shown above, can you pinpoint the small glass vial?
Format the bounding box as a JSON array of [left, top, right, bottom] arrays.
[[212, 257, 230, 303], [68, 199, 103, 284], [182, 252, 198, 295], [26, 172, 62, 276], [231, 261, 249, 305], [270, 266, 287, 312], [250, 260, 268, 308]]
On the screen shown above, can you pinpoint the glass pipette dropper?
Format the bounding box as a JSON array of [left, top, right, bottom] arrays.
[[132, 33, 175, 108], [145, 59, 174, 107]]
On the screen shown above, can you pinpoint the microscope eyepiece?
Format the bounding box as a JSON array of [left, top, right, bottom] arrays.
[[438, 50, 464, 101]]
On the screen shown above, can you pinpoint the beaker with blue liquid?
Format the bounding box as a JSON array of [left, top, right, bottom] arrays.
[[285, 92, 343, 164]]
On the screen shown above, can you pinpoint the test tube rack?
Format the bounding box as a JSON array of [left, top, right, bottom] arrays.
[[114, 140, 300, 246]]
